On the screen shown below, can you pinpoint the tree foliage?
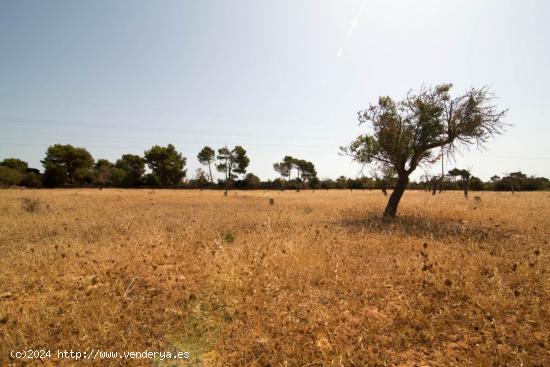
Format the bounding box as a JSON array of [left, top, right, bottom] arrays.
[[243, 172, 261, 188], [216, 146, 250, 182], [273, 156, 317, 185], [197, 146, 216, 183], [144, 144, 186, 185], [448, 167, 472, 197], [0, 166, 23, 186], [193, 168, 209, 189], [115, 154, 145, 187], [492, 171, 549, 191], [1, 158, 28, 173], [41, 144, 94, 186], [92, 159, 112, 185], [273, 161, 291, 180]]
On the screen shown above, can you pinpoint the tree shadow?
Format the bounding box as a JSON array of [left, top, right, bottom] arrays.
[[338, 212, 505, 242]]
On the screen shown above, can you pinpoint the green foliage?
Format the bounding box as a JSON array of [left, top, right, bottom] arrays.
[[109, 167, 127, 187], [42, 144, 94, 186], [194, 168, 209, 188], [283, 156, 294, 178], [93, 159, 114, 186], [74, 166, 94, 184], [309, 176, 321, 190], [216, 146, 250, 182], [243, 173, 261, 188], [372, 165, 397, 188], [294, 159, 317, 181], [492, 171, 549, 191], [115, 154, 145, 187], [0, 158, 41, 187], [448, 168, 474, 196], [90, 157, 143, 187], [197, 146, 215, 164], [197, 146, 216, 182], [273, 162, 290, 180], [272, 178, 285, 190], [273, 156, 317, 184], [448, 168, 471, 181], [144, 144, 186, 185], [222, 231, 235, 244], [0, 158, 28, 173], [42, 160, 65, 187], [21, 172, 42, 188], [342, 84, 506, 176], [232, 146, 249, 175], [142, 173, 160, 186], [469, 176, 484, 191], [320, 179, 337, 190], [0, 166, 23, 186], [336, 176, 348, 189]]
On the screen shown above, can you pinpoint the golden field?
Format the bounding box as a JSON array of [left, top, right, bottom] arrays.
[[0, 189, 548, 366]]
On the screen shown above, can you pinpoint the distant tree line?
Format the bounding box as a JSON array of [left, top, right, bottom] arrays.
[[0, 143, 548, 191]]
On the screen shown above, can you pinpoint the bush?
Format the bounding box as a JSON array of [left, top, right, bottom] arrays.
[[0, 166, 22, 186], [21, 198, 40, 213], [222, 231, 235, 243], [21, 172, 43, 188]]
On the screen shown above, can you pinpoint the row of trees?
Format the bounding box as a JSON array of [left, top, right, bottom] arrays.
[[290, 171, 547, 192], [39, 143, 186, 187], [415, 170, 549, 194], [1, 152, 547, 192], [0, 143, 253, 189]]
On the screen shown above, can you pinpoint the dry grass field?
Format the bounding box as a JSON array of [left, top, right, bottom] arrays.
[[0, 189, 548, 366]]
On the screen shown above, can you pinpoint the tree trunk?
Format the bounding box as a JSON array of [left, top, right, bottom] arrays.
[[208, 163, 213, 183], [383, 175, 409, 217], [224, 163, 229, 195]]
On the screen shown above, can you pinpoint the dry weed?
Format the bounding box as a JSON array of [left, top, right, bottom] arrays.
[[0, 189, 548, 366]]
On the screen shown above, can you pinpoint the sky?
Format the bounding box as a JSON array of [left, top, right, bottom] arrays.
[[0, 0, 549, 181]]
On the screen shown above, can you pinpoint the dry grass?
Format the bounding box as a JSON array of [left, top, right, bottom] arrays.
[[0, 189, 548, 366]]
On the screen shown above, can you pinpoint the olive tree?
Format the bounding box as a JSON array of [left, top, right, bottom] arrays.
[[341, 84, 506, 217]]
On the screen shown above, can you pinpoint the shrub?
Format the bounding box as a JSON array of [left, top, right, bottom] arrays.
[[222, 231, 235, 243], [0, 166, 22, 187], [21, 172, 43, 188], [21, 198, 41, 213]]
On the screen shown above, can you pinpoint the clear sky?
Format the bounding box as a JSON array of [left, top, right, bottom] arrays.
[[1, 0, 549, 181]]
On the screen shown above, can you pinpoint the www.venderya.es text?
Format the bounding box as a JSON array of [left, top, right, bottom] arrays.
[[10, 349, 190, 361]]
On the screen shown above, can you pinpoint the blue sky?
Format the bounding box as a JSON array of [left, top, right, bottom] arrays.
[[1, 0, 549, 181]]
